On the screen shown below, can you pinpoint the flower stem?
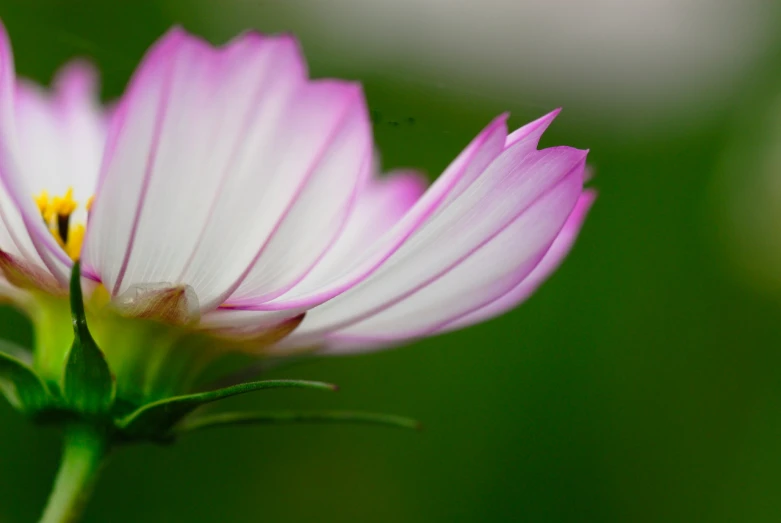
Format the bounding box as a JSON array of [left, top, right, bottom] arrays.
[[39, 423, 110, 523]]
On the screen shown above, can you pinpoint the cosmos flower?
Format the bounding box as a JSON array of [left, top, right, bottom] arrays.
[[0, 23, 593, 404]]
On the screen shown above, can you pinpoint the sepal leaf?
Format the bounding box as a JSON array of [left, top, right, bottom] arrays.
[[62, 261, 115, 415], [0, 349, 50, 414], [176, 410, 423, 434], [116, 379, 337, 439]]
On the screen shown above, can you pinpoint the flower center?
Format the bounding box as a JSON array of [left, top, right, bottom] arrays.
[[34, 187, 92, 261]]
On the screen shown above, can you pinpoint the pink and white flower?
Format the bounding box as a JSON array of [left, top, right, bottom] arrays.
[[0, 24, 593, 400]]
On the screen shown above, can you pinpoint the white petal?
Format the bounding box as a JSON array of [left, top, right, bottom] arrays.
[[321, 165, 584, 350], [83, 29, 371, 312], [15, 62, 105, 225], [283, 139, 587, 347], [438, 190, 596, 333], [218, 83, 372, 305], [300, 170, 427, 282], [0, 184, 42, 266], [249, 112, 517, 309], [0, 28, 107, 282]]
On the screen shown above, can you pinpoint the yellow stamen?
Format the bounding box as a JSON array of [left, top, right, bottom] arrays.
[[51, 187, 78, 217], [86, 195, 95, 212], [33, 186, 91, 262], [34, 190, 50, 216]]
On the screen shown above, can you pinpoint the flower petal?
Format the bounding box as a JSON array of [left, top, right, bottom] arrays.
[[9, 63, 105, 274], [271, 119, 587, 352], [0, 183, 42, 269], [306, 170, 428, 277], [324, 165, 585, 343], [216, 82, 372, 305], [321, 189, 596, 353], [201, 170, 426, 344], [240, 111, 524, 309], [0, 23, 83, 282], [83, 28, 372, 312], [438, 190, 595, 332], [16, 61, 105, 226]]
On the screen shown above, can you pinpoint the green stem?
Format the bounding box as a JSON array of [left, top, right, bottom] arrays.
[[39, 424, 110, 523]]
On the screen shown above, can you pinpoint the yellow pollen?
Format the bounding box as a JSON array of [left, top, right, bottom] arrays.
[[34, 190, 50, 215], [51, 187, 78, 217], [33, 187, 91, 261]]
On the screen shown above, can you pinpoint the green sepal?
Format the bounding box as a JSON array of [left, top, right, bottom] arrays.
[[176, 410, 423, 434], [116, 379, 337, 439], [0, 349, 51, 415], [62, 261, 115, 416]]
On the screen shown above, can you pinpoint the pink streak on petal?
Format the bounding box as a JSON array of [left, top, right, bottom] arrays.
[[504, 108, 561, 148], [89, 27, 187, 205], [0, 192, 41, 267], [87, 28, 367, 309], [274, 145, 587, 356], [6, 60, 104, 272], [225, 149, 374, 306], [439, 189, 596, 333], [232, 112, 514, 311], [317, 190, 595, 355], [174, 32, 280, 282], [244, 109, 564, 312], [0, 21, 70, 283], [330, 170, 429, 257], [313, 151, 587, 343], [108, 31, 185, 295], [239, 168, 427, 308], [82, 28, 191, 292], [169, 33, 312, 303], [213, 82, 372, 308]]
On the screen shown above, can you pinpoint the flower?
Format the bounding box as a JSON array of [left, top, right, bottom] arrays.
[[0, 22, 596, 522], [0, 23, 593, 407]]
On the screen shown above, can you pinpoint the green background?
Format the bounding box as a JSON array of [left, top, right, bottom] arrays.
[[2, 1, 781, 521]]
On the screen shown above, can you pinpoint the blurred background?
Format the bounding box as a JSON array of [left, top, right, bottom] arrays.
[[2, 0, 781, 521]]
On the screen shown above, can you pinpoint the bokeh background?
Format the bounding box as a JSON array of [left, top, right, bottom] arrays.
[[3, 0, 781, 521]]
